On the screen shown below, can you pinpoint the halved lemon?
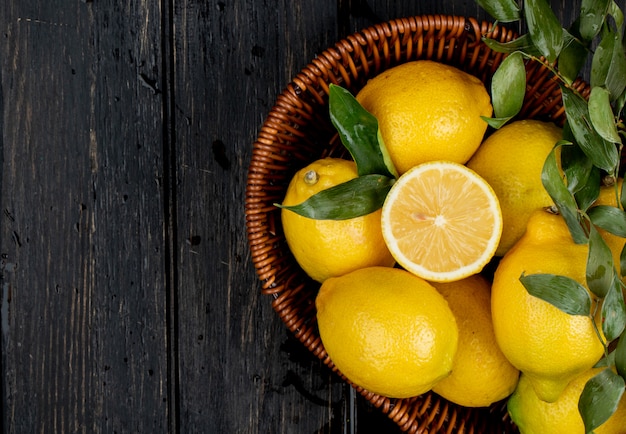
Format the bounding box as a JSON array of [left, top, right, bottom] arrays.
[[381, 161, 502, 282]]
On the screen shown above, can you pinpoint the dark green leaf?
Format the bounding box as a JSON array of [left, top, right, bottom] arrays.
[[609, 0, 624, 30], [589, 86, 621, 143], [476, 0, 521, 22], [591, 29, 615, 88], [328, 84, 398, 179], [591, 29, 626, 100], [524, 0, 564, 62], [542, 142, 589, 243], [560, 139, 592, 194], [616, 86, 626, 120], [481, 116, 514, 129], [601, 274, 626, 341], [482, 34, 542, 55], [587, 224, 615, 298], [490, 51, 526, 120], [606, 30, 626, 100], [580, 0, 611, 40], [621, 243, 626, 277], [615, 333, 626, 378], [561, 86, 619, 173], [594, 351, 615, 368], [579, 369, 625, 433], [621, 178, 626, 210], [520, 273, 592, 316], [276, 174, 395, 220], [561, 123, 601, 211], [559, 30, 590, 84], [574, 166, 601, 211], [588, 205, 626, 237], [562, 118, 576, 143]]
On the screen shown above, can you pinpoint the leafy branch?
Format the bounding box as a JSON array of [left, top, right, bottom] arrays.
[[477, 0, 626, 430], [275, 85, 398, 219]]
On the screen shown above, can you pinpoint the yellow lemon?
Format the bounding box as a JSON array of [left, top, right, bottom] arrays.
[[596, 178, 623, 208], [316, 266, 458, 398], [508, 368, 626, 434], [356, 60, 492, 174], [467, 119, 562, 256], [281, 157, 395, 283], [491, 210, 605, 403], [431, 274, 520, 407], [381, 161, 502, 282]]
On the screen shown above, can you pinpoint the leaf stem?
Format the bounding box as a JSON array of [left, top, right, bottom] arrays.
[[590, 297, 610, 361], [519, 52, 588, 100]]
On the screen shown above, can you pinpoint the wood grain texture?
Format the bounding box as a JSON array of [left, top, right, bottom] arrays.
[[171, 1, 346, 433], [0, 0, 624, 433], [0, 1, 170, 432]]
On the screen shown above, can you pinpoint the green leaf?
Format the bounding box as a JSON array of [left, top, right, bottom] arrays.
[[559, 30, 590, 84], [328, 84, 398, 179], [594, 351, 615, 368], [580, 0, 611, 41], [579, 369, 625, 433], [586, 224, 615, 298], [275, 174, 395, 220], [591, 29, 616, 88], [621, 243, 626, 277], [589, 86, 621, 143], [482, 34, 542, 56], [560, 139, 595, 198], [609, 0, 625, 30], [588, 205, 626, 237], [524, 0, 564, 62], [621, 178, 626, 211], [490, 51, 526, 121], [476, 0, 521, 22], [606, 30, 626, 100], [560, 130, 586, 194], [591, 29, 626, 100], [615, 332, 626, 378], [602, 274, 626, 341], [541, 142, 589, 243], [574, 166, 601, 212], [616, 86, 626, 120], [481, 116, 515, 129], [520, 273, 592, 316], [561, 86, 619, 173]]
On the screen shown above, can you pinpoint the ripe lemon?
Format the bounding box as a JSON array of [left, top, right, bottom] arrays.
[[356, 60, 492, 174], [316, 266, 458, 398], [430, 274, 520, 407], [508, 368, 626, 434], [466, 119, 562, 256], [491, 210, 605, 403], [281, 157, 395, 283], [381, 161, 502, 282]]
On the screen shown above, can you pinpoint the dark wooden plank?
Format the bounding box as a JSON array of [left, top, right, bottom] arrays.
[[338, 0, 491, 37], [0, 1, 171, 432], [170, 1, 351, 433]]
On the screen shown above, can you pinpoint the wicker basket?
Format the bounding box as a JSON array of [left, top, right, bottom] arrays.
[[245, 15, 591, 434]]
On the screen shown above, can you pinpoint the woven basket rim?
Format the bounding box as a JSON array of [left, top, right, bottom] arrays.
[[245, 13, 591, 434]]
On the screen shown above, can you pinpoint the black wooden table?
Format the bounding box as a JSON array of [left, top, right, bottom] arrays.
[[0, 1, 616, 433]]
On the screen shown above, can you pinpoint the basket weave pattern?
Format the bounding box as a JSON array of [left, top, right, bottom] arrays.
[[246, 15, 589, 433]]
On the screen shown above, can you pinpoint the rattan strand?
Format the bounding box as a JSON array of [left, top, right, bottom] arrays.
[[245, 14, 580, 433]]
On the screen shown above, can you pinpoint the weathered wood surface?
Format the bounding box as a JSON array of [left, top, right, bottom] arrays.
[[0, 1, 621, 433]]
